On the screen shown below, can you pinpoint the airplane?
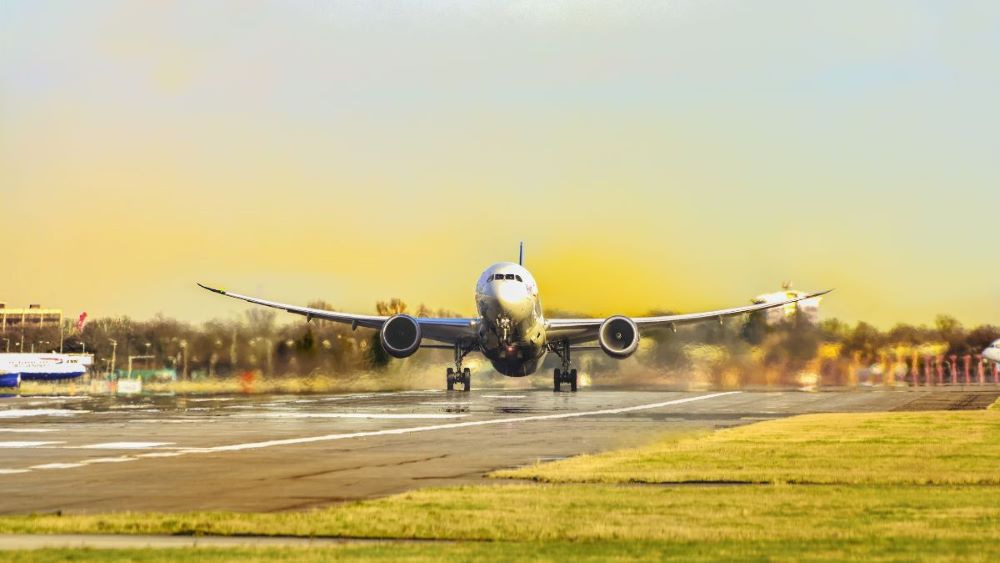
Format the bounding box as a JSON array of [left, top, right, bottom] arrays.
[[0, 353, 90, 388], [199, 244, 831, 392], [984, 339, 1000, 364]]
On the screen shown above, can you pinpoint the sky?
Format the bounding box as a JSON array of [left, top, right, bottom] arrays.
[[1, 0, 998, 327]]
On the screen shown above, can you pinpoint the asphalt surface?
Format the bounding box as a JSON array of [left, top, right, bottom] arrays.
[[0, 387, 996, 514]]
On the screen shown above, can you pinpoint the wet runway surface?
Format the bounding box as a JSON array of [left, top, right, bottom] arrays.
[[0, 388, 995, 514]]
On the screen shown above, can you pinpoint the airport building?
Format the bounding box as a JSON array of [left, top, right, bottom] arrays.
[[0, 303, 63, 333], [752, 283, 822, 325]]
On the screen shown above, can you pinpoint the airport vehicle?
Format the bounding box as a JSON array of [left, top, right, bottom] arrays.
[[200, 245, 829, 392], [984, 340, 1000, 364], [0, 353, 91, 387]]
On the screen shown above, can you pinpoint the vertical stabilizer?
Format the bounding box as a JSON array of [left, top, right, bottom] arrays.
[[519, 242, 524, 266]]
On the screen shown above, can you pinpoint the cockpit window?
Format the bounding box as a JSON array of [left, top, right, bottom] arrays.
[[505, 273, 515, 280], [515, 275, 522, 282], [494, 274, 504, 281]]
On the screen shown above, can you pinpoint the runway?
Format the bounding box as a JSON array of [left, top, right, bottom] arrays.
[[0, 387, 995, 514]]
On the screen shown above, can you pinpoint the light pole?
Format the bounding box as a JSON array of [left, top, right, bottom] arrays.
[[180, 340, 188, 380], [109, 339, 118, 377]]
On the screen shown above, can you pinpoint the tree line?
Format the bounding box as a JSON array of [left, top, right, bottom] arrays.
[[6, 300, 998, 386]]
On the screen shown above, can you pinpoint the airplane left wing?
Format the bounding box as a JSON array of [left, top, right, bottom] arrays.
[[197, 284, 477, 344], [546, 289, 832, 345]]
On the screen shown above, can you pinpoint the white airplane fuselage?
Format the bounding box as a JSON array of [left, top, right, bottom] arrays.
[[474, 262, 548, 376], [985, 339, 1000, 364]]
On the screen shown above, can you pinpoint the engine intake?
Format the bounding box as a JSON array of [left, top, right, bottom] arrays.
[[380, 314, 422, 358], [598, 315, 639, 359]]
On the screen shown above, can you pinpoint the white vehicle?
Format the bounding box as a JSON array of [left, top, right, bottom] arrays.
[[984, 339, 1000, 364], [201, 244, 830, 392], [0, 353, 91, 387]]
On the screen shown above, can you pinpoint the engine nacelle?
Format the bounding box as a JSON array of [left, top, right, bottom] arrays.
[[0, 373, 21, 388], [598, 315, 640, 359], [379, 314, 422, 358]]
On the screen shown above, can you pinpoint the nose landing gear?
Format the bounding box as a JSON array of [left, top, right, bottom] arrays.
[[447, 343, 472, 392], [551, 340, 578, 392], [447, 367, 471, 392]]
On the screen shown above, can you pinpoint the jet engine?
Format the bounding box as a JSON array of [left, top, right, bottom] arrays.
[[598, 315, 640, 359], [0, 373, 20, 388], [379, 314, 422, 358]]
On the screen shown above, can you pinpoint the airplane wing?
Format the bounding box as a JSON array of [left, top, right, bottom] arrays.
[[197, 284, 478, 344], [546, 289, 832, 345]]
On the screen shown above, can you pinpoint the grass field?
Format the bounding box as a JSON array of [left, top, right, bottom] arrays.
[[494, 409, 1000, 485], [2, 404, 999, 561]]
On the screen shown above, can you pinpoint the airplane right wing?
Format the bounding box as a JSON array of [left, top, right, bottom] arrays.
[[197, 284, 478, 344], [546, 289, 832, 345]]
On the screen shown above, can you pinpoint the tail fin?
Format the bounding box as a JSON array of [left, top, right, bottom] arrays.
[[518, 242, 524, 266]]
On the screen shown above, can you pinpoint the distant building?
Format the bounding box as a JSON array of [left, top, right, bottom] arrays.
[[752, 283, 822, 325], [0, 303, 63, 333]]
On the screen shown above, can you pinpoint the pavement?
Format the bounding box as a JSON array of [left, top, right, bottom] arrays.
[[0, 387, 996, 514]]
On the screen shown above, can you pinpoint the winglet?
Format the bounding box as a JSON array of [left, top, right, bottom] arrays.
[[197, 283, 227, 296], [519, 241, 524, 266]]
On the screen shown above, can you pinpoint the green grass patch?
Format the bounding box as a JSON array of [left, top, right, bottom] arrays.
[[8, 539, 1000, 563], [2, 484, 1000, 543], [494, 409, 1000, 485]]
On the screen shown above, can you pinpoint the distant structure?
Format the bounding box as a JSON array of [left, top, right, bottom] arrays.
[[752, 282, 822, 325], [0, 303, 63, 333], [0, 303, 65, 352]]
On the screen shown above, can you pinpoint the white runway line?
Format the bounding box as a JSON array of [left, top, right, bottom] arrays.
[[0, 441, 65, 448], [249, 412, 467, 420], [79, 442, 174, 450], [0, 409, 87, 418], [31, 463, 84, 470], [482, 395, 527, 399], [0, 392, 740, 474], [84, 457, 135, 464], [0, 428, 58, 433], [0, 469, 31, 475]]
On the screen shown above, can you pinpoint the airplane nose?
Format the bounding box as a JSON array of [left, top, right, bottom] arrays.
[[495, 282, 532, 320]]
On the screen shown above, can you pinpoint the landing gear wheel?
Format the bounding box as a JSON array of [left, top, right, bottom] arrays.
[[553, 368, 579, 392], [462, 368, 471, 392], [446, 367, 455, 391]]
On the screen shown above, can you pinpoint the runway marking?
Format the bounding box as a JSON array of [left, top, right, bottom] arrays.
[[0, 409, 87, 418], [0, 441, 65, 448], [0, 428, 58, 433], [0, 469, 31, 475], [31, 463, 84, 470], [0, 392, 740, 474], [247, 413, 467, 420], [79, 442, 174, 450], [84, 457, 135, 464], [482, 395, 527, 399], [190, 392, 740, 454], [187, 398, 236, 402]]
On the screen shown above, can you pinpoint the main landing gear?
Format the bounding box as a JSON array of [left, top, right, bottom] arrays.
[[447, 343, 472, 392], [552, 340, 577, 392]]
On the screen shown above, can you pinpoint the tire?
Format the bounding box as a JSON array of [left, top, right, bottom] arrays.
[[446, 368, 455, 391], [553, 368, 561, 392], [570, 369, 578, 392]]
